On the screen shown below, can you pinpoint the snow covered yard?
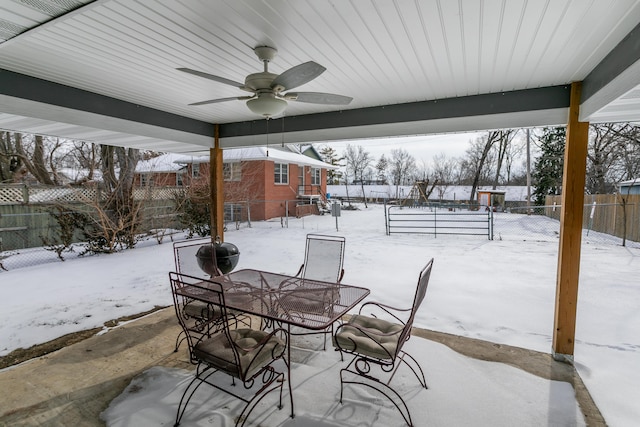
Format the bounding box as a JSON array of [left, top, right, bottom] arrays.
[[1, 204, 638, 426]]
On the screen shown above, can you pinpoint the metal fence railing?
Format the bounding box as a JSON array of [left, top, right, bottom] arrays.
[[385, 204, 494, 239], [2, 187, 638, 271]]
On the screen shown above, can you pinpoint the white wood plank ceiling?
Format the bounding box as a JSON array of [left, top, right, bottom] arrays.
[[1, 0, 640, 154]]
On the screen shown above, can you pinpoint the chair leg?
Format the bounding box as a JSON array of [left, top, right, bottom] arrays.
[[339, 356, 416, 426], [396, 350, 428, 389], [236, 370, 285, 427], [174, 330, 186, 352], [175, 364, 285, 427], [174, 365, 216, 426]]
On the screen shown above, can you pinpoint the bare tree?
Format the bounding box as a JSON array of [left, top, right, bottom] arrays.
[[590, 123, 640, 190], [70, 140, 100, 183], [464, 132, 499, 202], [432, 152, 457, 200], [99, 145, 141, 248], [588, 124, 623, 193], [491, 129, 517, 188], [502, 133, 526, 184], [0, 131, 21, 183], [389, 148, 416, 199], [344, 145, 372, 207], [13, 133, 58, 185]]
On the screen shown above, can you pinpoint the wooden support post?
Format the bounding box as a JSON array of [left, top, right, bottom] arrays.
[[210, 124, 224, 242], [552, 82, 589, 361]]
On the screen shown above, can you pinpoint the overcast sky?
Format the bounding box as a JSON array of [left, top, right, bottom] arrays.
[[314, 131, 482, 165]]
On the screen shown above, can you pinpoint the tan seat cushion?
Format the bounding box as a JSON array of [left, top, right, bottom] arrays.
[[333, 315, 403, 360], [183, 300, 221, 320], [194, 329, 285, 379]]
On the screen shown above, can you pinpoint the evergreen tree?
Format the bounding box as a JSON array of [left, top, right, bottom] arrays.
[[318, 145, 344, 184], [532, 127, 565, 205]]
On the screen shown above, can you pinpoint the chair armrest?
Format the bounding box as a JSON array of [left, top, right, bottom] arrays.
[[338, 268, 345, 283], [294, 264, 304, 278], [359, 301, 410, 325]]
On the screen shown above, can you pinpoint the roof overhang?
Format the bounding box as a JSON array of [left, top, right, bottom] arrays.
[[1, 1, 640, 154]]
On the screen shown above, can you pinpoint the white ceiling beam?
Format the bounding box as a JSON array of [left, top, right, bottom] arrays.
[[580, 22, 640, 122]]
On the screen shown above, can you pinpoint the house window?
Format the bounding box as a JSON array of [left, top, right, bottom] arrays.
[[275, 163, 288, 184], [192, 163, 200, 178], [311, 168, 321, 185], [177, 172, 185, 186], [140, 174, 153, 186], [224, 203, 243, 222], [223, 163, 241, 181]]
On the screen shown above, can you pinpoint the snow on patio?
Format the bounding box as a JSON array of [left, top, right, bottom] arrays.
[[101, 335, 585, 426]]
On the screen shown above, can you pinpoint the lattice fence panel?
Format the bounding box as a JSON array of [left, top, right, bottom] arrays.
[[0, 186, 25, 205]]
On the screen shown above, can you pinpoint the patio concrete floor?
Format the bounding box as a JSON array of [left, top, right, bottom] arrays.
[[0, 307, 606, 426]]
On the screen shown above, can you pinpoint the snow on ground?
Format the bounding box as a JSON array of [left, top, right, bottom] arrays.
[[1, 204, 638, 426]]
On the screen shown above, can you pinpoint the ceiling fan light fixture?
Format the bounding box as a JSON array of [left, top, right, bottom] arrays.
[[246, 94, 287, 117]]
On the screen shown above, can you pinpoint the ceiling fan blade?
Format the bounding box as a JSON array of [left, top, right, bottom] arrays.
[[177, 67, 245, 88], [271, 61, 326, 91], [188, 96, 253, 106], [285, 92, 353, 105]]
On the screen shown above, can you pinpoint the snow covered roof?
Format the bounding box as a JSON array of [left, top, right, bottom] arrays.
[[56, 168, 102, 182], [135, 153, 192, 173], [618, 178, 640, 187], [175, 147, 338, 169]]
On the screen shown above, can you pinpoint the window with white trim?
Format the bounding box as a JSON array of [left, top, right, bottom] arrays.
[[223, 163, 241, 181], [192, 163, 200, 178], [274, 163, 288, 184], [311, 167, 321, 185], [140, 173, 153, 186]]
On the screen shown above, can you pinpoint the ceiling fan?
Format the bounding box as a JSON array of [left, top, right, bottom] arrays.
[[177, 46, 353, 118]]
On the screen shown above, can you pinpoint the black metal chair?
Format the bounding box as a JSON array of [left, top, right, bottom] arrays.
[[333, 258, 434, 426], [169, 272, 287, 427], [294, 233, 345, 283], [285, 234, 346, 349], [172, 237, 249, 351]]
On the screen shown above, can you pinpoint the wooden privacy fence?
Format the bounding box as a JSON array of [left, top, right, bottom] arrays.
[[385, 205, 494, 239], [0, 185, 183, 251], [545, 194, 640, 243]]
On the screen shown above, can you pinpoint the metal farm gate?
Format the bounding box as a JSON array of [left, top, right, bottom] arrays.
[[385, 205, 494, 239]]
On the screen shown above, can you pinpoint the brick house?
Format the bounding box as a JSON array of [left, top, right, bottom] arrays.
[[134, 153, 189, 187], [134, 146, 337, 220]]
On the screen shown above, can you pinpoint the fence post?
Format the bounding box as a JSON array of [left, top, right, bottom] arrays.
[[22, 185, 29, 204], [434, 208, 437, 238], [285, 200, 289, 228], [489, 209, 494, 240], [384, 199, 389, 235], [246, 201, 251, 228]]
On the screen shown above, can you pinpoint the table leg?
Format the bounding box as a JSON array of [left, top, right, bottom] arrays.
[[286, 323, 295, 418]]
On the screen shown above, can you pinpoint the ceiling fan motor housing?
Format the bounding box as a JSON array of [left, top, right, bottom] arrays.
[[244, 72, 278, 91]]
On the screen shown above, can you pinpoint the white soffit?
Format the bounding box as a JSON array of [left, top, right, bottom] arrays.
[[1, 0, 640, 150]]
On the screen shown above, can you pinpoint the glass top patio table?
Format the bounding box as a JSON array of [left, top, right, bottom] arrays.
[[172, 268, 370, 418], [176, 268, 369, 330]]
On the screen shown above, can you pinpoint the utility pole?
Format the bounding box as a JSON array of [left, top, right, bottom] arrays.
[[526, 128, 532, 214]]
